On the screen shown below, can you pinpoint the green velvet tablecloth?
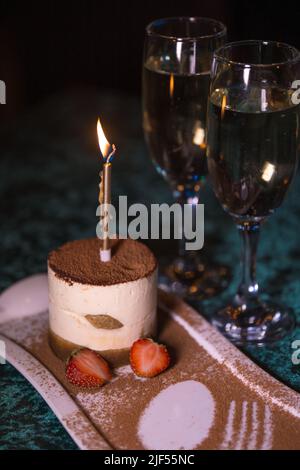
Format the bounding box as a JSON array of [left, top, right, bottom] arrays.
[[0, 90, 300, 449]]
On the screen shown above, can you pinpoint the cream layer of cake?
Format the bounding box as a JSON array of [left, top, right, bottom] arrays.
[[48, 266, 157, 350], [47, 238, 157, 362]]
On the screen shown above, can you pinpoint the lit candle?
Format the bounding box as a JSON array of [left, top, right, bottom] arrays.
[[97, 118, 116, 262]]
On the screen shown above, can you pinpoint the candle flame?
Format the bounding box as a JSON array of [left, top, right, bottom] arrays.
[[97, 118, 111, 160], [261, 161, 276, 182], [169, 74, 174, 99], [193, 122, 205, 147], [221, 93, 227, 120]]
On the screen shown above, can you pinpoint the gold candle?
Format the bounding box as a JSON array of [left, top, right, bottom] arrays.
[[102, 161, 111, 252], [97, 118, 116, 262]]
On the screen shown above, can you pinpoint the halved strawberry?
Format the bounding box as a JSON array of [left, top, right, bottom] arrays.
[[66, 348, 112, 389], [130, 338, 170, 378]]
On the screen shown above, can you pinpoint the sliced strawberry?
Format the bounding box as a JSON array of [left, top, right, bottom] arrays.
[[66, 348, 112, 389], [130, 338, 170, 378]]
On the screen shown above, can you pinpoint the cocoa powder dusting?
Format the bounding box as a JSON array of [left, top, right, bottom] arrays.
[[48, 238, 157, 286], [1, 292, 300, 449]]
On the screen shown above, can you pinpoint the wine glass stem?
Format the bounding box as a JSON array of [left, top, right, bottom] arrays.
[[236, 222, 260, 303], [176, 193, 199, 259], [178, 232, 186, 258]]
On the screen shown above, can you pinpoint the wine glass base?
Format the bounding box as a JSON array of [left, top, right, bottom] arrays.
[[212, 302, 295, 344], [159, 259, 230, 300]]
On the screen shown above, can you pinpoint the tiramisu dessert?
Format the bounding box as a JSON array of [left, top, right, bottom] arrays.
[[48, 238, 158, 366]]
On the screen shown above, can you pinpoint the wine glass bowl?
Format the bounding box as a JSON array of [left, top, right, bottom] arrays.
[[142, 17, 228, 299], [207, 40, 300, 343], [143, 17, 226, 196]]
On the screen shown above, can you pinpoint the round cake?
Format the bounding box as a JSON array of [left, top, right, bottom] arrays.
[[48, 238, 158, 366]]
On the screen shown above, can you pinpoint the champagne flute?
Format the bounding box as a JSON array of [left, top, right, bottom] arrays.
[[142, 17, 228, 299], [207, 40, 300, 343]]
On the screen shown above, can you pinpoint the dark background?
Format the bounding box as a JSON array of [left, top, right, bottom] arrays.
[[0, 0, 299, 122]]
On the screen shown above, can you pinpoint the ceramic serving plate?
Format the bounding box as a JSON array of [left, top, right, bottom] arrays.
[[0, 274, 300, 450]]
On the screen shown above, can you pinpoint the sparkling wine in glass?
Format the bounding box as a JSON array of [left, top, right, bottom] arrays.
[[142, 17, 227, 299], [207, 40, 300, 343]]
